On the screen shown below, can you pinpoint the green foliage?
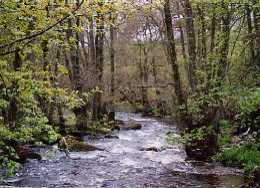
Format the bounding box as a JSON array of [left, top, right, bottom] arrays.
[[0, 125, 20, 176], [166, 131, 182, 145], [0, 0, 82, 173], [216, 142, 260, 174], [181, 126, 215, 146], [236, 88, 260, 130], [218, 134, 232, 146], [84, 117, 113, 137], [145, 106, 161, 117], [218, 120, 232, 146]]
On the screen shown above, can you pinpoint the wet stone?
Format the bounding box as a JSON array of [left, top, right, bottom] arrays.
[[121, 121, 142, 130]]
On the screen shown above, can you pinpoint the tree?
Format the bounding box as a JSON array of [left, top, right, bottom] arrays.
[[163, 0, 185, 107]]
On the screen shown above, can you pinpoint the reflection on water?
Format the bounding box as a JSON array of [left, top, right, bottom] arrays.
[[5, 112, 247, 188]]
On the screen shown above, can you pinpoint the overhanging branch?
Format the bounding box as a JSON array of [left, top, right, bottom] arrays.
[[0, 0, 84, 51]]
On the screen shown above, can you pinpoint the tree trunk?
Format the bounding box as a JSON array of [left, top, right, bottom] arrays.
[[55, 50, 66, 135], [245, 5, 255, 61], [217, 2, 231, 80], [197, 3, 207, 66], [253, 1, 260, 68], [176, 1, 187, 60], [143, 46, 149, 107], [210, 9, 216, 54], [138, 43, 148, 107], [110, 14, 116, 99], [71, 0, 82, 92], [80, 30, 89, 70], [183, 0, 197, 91], [93, 2, 105, 120], [164, 0, 185, 107], [88, 16, 96, 66], [8, 49, 22, 130]]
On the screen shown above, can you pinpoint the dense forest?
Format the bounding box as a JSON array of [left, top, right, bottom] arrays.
[[0, 0, 260, 187]]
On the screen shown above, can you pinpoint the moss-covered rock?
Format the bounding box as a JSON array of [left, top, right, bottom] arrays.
[[61, 136, 100, 152]]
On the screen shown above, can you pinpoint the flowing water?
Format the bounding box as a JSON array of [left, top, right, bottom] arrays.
[[5, 112, 247, 188]]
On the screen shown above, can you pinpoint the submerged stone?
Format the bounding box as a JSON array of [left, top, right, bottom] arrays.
[[140, 147, 160, 152]]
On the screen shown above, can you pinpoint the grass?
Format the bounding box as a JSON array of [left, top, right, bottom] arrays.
[[217, 142, 260, 174]]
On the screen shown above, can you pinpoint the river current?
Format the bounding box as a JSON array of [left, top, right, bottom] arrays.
[[5, 112, 246, 188]]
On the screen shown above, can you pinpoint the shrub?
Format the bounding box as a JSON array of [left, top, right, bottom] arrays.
[[236, 88, 260, 131], [218, 120, 232, 146]]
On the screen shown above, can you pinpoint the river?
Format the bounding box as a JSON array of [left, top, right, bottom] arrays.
[[5, 112, 247, 188]]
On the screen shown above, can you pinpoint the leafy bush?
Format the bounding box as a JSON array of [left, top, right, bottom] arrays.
[[181, 126, 215, 146], [0, 59, 80, 175], [236, 88, 260, 130]]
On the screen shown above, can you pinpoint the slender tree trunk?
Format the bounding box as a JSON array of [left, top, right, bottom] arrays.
[[93, 2, 105, 120], [183, 0, 197, 91], [210, 16, 216, 53], [176, 1, 187, 60], [253, 1, 260, 67], [245, 4, 255, 62], [143, 47, 149, 107], [63, 0, 74, 82], [110, 14, 116, 98], [88, 16, 96, 66], [80, 30, 89, 70], [164, 0, 185, 107], [42, 40, 48, 71], [8, 49, 22, 130], [55, 50, 66, 135], [71, 0, 82, 92], [197, 3, 207, 66], [217, 2, 231, 80], [138, 43, 147, 106]]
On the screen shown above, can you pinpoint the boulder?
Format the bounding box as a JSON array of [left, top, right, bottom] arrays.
[[61, 136, 101, 152], [121, 122, 142, 130], [16, 145, 42, 162]]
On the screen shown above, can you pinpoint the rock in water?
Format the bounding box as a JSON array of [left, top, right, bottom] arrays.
[[104, 135, 119, 139], [16, 145, 42, 162], [140, 147, 160, 152], [121, 121, 142, 130], [61, 136, 101, 152]]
